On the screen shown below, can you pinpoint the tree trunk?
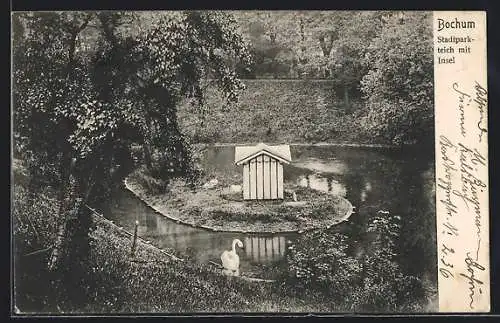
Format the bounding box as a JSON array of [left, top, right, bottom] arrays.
[[64, 15, 92, 78], [344, 85, 350, 109], [47, 15, 93, 273], [67, 33, 77, 72], [299, 17, 306, 42], [269, 33, 276, 44], [48, 205, 68, 272], [143, 138, 153, 171], [98, 13, 119, 47], [142, 112, 153, 171], [48, 159, 93, 274], [48, 156, 75, 272]]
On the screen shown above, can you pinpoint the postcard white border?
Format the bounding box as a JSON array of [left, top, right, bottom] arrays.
[[434, 11, 490, 312]]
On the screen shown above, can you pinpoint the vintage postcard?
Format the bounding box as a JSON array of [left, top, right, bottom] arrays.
[[434, 11, 489, 312], [11, 10, 489, 315]]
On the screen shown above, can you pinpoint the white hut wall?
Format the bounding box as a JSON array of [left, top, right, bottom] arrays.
[[243, 163, 250, 200], [242, 155, 284, 200]]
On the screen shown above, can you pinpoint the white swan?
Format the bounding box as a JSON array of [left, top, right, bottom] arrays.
[[221, 238, 243, 276]]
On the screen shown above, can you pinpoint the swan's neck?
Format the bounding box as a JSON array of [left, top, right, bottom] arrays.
[[231, 240, 238, 253]]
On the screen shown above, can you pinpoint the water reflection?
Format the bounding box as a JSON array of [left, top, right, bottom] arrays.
[[242, 236, 286, 263], [103, 188, 292, 278], [293, 158, 348, 175], [102, 145, 435, 283], [297, 174, 347, 197]]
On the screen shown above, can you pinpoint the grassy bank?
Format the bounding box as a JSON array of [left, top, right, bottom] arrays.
[[13, 190, 326, 313], [11, 161, 343, 313], [178, 79, 373, 145]]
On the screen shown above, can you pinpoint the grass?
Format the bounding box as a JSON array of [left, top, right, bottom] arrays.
[[177, 79, 371, 144]]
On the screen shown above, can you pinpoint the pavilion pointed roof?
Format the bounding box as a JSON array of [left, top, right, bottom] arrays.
[[234, 143, 292, 165]]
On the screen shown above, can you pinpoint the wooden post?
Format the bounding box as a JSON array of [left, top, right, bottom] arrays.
[[256, 155, 264, 199], [249, 159, 257, 200], [131, 220, 139, 257], [263, 155, 271, 199], [243, 163, 250, 200], [270, 158, 278, 199]]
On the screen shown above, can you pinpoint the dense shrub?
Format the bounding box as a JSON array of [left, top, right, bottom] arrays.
[[127, 165, 168, 195], [360, 12, 433, 147], [128, 142, 203, 194], [12, 185, 59, 256], [12, 183, 67, 313], [284, 212, 427, 312], [285, 231, 363, 297]]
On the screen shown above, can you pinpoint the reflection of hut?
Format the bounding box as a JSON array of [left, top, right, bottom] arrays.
[[235, 143, 292, 200], [299, 174, 347, 196], [244, 236, 287, 263]]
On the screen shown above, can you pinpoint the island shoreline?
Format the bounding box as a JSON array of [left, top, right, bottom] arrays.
[[123, 177, 355, 234]]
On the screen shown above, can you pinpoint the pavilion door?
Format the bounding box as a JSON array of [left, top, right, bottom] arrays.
[[243, 155, 283, 200]]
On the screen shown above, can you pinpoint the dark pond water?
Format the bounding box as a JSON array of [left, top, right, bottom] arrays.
[[100, 145, 436, 283]]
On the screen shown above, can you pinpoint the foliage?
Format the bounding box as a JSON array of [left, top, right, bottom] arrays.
[[284, 211, 427, 312], [92, 11, 252, 182], [231, 11, 389, 81], [128, 165, 168, 195], [12, 12, 133, 275], [326, 11, 388, 106], [13, 185, 59, 255], [12, 11, 251, 273], [286, 232, 363, 297], [360, 12, 433, 146], [177, 11, 434, 146], [12, 180, 91, 312], [13, 13, 89, 183], [13, 8, 252, 193]]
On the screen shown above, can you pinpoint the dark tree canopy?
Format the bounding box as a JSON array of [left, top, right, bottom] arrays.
[[13, 10, 251, 272]]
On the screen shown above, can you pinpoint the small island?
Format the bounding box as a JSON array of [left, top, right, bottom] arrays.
[[125, 143, 354, 233], [125, 176, 353, 233], [125, 161, 354, 233]]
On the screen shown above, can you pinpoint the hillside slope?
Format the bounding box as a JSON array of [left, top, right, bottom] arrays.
[[178, 79, 368, 144]]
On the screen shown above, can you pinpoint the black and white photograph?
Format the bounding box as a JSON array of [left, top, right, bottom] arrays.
[[11, 10, 438, 314]]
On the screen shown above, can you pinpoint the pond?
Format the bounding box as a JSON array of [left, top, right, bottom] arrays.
[[99, 145, 436, 283]]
